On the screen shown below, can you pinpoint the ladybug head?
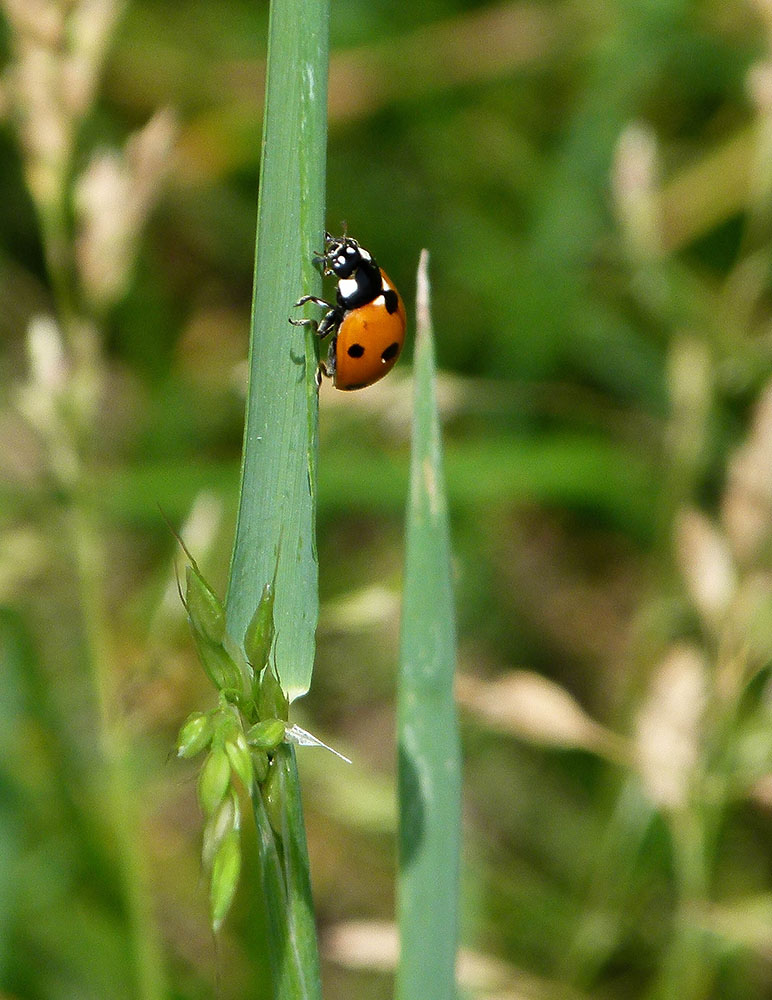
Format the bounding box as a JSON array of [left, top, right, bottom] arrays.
[[322, 234, 374, 279]]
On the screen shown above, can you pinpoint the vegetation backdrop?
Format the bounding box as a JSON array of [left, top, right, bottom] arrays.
[[2, 0, 772, 998]]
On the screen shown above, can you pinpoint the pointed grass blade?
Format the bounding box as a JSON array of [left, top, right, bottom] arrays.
[[397, 251, 462, 1000], [223, 0, 329, 991], [225, 0, 329, 701]]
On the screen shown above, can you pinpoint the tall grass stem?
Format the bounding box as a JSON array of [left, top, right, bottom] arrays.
[[224, 0, 329, 994]]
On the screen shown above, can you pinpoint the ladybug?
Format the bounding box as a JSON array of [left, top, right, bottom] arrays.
[[291, 232, 406, 390]]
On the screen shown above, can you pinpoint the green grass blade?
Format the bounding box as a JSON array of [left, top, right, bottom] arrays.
[[225, 0, 329, 701], [223, 0, 328, 993], [253, 747, 322, 1000], [397, 251, 462, 1000]]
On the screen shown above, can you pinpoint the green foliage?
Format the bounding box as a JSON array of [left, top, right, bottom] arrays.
[[397, 254, 461, 999], [224, 0, 329, 703], [4, 0, 772, 999], [174, 551, 318, 946]]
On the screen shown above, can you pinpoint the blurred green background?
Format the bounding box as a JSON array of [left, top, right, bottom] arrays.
[[3, 0, 772, 997]]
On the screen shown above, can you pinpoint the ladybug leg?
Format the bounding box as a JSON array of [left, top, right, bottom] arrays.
[[291, 296, 343, 330], [290, 309, 340, 335], [294, 293, 334, 309], [290, 296, 337, 334], [316, 307, 343, 339], [324, 336, 337, 382], [290, 313, 316, 328], [312, 251, 333, 273]]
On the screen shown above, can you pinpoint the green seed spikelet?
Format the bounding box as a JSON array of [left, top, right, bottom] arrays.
[[177, 711, 213, 758], [247, 718, 286, 751], [197, 745, 231, 816], [210, 829, 242, 933], [244, 581, 276, 675]]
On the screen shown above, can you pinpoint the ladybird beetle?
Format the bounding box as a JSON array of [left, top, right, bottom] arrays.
[[291, 232, 406, 391]]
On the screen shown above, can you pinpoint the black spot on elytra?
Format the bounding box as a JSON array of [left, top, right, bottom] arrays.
[[381, 342, 399, 362], [383, 289, 399, 314], [347, 343, 365, 358]]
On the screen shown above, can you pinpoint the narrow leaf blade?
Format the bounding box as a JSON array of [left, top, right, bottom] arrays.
[[225, 0, 329, 701], [397, 251, 462, 1000]]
